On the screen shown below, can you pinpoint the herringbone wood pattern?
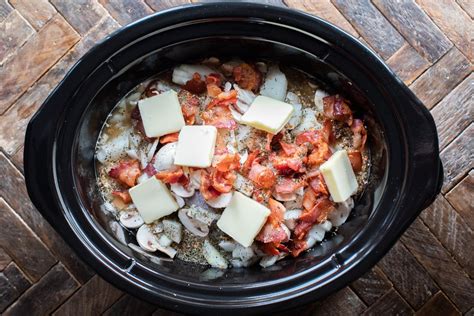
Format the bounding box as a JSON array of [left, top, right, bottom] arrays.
[[0, 0, 472, 315]]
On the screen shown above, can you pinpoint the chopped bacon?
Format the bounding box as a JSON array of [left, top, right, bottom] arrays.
[[302, 189, 317, 211], [207, 83, 222, 98], [248, 162, 276, 189], [206, 73, 222, 86], [279, 141, 298, 156], [242, 150, 260, 174], [323, 95, 353, 126], [270, 145, 307, 175], [201, 102, 237, 130], [256, 199, 288, 244], [155, 167, 187, 184], [289, 239, 308, 257], [351, 119, 367, 150], [212, 153, 241, 172], [200, 170, 221, 200], [265, 133, 274, 151], [260, 242, 281, 256], [295, 130, 321, 146], [348, 150, 363, 172], [112, 190, 132, 204], [178, 89, 200, 125], [274, 177, 304, 194], [183, 72, 206, 94], [143, 80, 159, 98], [211, 169, 236, 193], [233, 63, 262, 92], [252, 188, 272, 204], [308, 171, 329, 196], [307, 140, 332, 167], [322, 119, 335, 144], [160, 132, 179, 144], [294, 196, 334, 239], [143, 163, 157, 176], [109, 160, 141, 188]]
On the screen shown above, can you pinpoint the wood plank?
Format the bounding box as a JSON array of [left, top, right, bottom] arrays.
[[0, 248, 11, 271], [145, 0, 191, 11], [361, 289, 413, 316], [350, 266, 392, 306], [11, 146, 24, 174], [103, 294, 156, 316], [193, 0, 286, 7], [98, 0, 153, 25], [0, 263, 31, 312], [0, 15, 119, 156], [0, 14, 79, 114], [310, 286, 366, 315], [0, 274, 20, 312], [0, 198, 56, 282], [0, 153, 95, 284], [50, 0, 107, 35], [440, 123, 473, 193], [53, 275, 123, 315], [446, 170, 474, 230], [372, 0, 452, 63], [9, 0, 56, 30], [416, 291, 461, 316], [431, 74, 474, 150], [331, 0, 405, 60], [420, 195, 474, 277], [378, 241, 438, 309], [0, 0, 12, 23], [285, 0, 359, 37], [401, 218, 474, 312], [409, 47, 471, 109], [3, 263, 79, 316], [456, 0, 474, 18], [387, 43, 430, 85], [417, 0, 473, 61], [3, 263, 30, 295], [0, 10, 35, 64], [153, 307, 185, 316]]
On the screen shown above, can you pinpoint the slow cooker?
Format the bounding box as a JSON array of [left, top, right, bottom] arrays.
[[24, 3, 443, 314]]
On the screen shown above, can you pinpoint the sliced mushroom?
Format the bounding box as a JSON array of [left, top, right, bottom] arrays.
[[153, 142, 177, 171], [170, 182, 195, 198], [203, 240, 228, 269], [172, 193, 185, 208], [119, 211, 144, 229], [147, 138, 159, 163], [136, 225, 160, 252], [190, 170, 202, 189], [260, 65, 288, 101], [162, 219, 183, 244], [172, 64, 216, 85], [178, 209, 209, 237], [158, 234, 173, 247], [206, 192, 233, 208], [234, 84, 255, 113], [218, 240, 237, 252], [328, 197, 354, 227], [272, 191, 297, 202]]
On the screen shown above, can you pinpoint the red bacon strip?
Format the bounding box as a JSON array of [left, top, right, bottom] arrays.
[[109, 160, 141, 188]]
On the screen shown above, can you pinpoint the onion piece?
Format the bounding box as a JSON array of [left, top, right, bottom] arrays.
[[172, 64, 216, 85], [232, 244, 255, 262], [158, 235, 173, 247], [203, 240, 228, 269], [190, 170, 202, 189], [126, 149, 139, 160], [314, 89, 329, 113], [239, 150, 248, 165], [162, 219, 182, 244], [260, 255, 278, 268], [172, 193, 185, 208], [328, 197, 354, 227], [284, 209, 302, 230], [260, 65, 288, 101], [218, 240, 237, 252], [147, 138, 159, 163], [119, 211, 144, 229], [206, 192, 233, 208], [178, 209, 209, 237]]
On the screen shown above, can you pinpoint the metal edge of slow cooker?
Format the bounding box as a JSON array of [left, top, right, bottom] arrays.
[[24, 2, 443, 314]]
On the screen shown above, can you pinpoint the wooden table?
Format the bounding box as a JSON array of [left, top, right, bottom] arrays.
[[0, 0, 472, 315]]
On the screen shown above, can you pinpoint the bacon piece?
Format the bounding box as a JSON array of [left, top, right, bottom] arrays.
[[109, 160, 141, 188], [274, 177, 304, 194], [307, 140, 332, 167], [143, 163, 157, 177], [323, 95, 353, 126], [348, 150, 363, 172], [248, 163, 276, 189], [242, 150, 260, 174], [233, 63, 262, 92], [183, 72, 206, 94], [260, 242, 281, 256], [206, 73, 222, 86], [252, 188, 272, 204], [265, 133, 274, 152], [256, 199, 288, 244], [201, 102, 237, 130], [155, 167, 185, 184], [207, 83, 222, 98], [279, 141, 298, 156], [295, 130, 321, 146], [322, 119, 334, 144], [160, 132, 179, 144], [302, 189, 317, 211], [112, 190, 132, 204], [211, 169, 236, 193], [351, 119, 367, 150], [270, 144, 307, 175], [212, 153, 241, 172], [289, 239, 308, 257], [308, 171, 329, 196], [178, 89, 200, 125], [200, 170, 221, 200], [294, 196, 334, 239]]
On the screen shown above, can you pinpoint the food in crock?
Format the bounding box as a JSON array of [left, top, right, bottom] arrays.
[[95, 58, 370, 269]]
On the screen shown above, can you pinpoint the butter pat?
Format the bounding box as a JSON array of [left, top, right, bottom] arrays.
[[217, 192, 271, 247], [320, 150, 358, 203], [240, 95, 294, 134], [138, 90, 185, 138], [174, 125, 217, 168], [129, 177, 179, 224]]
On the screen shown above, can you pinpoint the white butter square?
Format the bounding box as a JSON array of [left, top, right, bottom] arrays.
[[217, 192, 271, 247], [320, 150, 358, 203], [129, 177, 179, 224], [240, 95, 294, 134], [174, 125, 217, 168], [138, 90, 185, 138]]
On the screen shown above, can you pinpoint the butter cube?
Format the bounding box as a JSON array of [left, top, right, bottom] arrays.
[[174, 125, 217, 168], [138, 90, 185, 138], [129, 177, 179, 224], [240, 95, 294, 134], [320, 150, 358, 203], [217, 192, 271, 247]]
